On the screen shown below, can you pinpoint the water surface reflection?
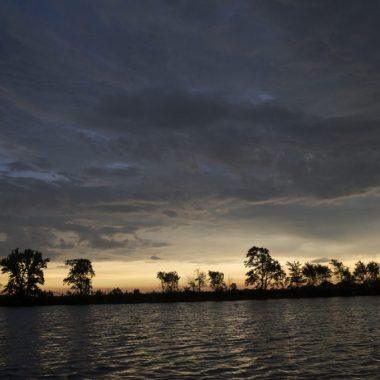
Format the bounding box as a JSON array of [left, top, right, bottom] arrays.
[[0, 297, 379, 378]]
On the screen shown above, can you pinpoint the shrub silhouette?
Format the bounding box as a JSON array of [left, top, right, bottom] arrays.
[[109, 288, 123, 296]]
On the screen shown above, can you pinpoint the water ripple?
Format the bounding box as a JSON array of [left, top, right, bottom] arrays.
[[0, 297, 379, 379]]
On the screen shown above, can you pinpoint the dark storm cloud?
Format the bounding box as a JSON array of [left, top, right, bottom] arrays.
[[87, 88, 299, 132], [1, 0, 380, 260], [83, 165, 140, 180], [7, 161, 36, 172]]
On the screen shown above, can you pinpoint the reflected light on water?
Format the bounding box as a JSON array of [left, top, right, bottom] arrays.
[[0, 298, 380, 378]]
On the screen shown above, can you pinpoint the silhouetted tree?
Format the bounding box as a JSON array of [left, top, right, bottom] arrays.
[[273, 267, 286, 288], [353, 261, 367, 283], [366, 261, 380, 282], [302, 263, 331, 286], [63, 259, 95, 295], [229, 282, 238, 291], [157, 271, 180, 292], [208, 271, 226, 291], [186, 276, 197, 292], [244, 246, 284, 290], [302, 263, 317, 286], [187, 269, 207, 292], [109, 288, 123, 296], [286, 261, 304, 287], [330, 259, 352, 283], [0, 248, 50, 297], [157, 271, 165, 291], [315, 264, 332, 284], [194, 269, 207, 292]]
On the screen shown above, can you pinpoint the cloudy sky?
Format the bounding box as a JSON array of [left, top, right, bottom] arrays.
[[1, 0, 380, 290]]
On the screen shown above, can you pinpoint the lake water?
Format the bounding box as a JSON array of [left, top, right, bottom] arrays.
[[0, 297, 379, 379]]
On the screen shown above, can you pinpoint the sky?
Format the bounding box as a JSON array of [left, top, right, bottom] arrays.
[[1, 0, 380, 291]]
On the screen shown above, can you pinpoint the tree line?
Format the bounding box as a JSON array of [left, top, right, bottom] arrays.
[[1, 246, 380, 299], [0, 249, 95, 297], [157, 269, 236, 292], [244, 247, 379, 289], [154, 247, 380, 292]]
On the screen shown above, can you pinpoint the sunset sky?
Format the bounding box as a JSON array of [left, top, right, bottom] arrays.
[[1, 1, 380, 291]]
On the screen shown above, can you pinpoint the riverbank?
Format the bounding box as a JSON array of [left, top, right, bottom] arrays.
[[1, 282, 380, 306]]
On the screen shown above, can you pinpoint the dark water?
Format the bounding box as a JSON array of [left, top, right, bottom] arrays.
[[0, 298, 379, 379]]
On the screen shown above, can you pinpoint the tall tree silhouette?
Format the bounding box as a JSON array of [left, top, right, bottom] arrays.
[[366, 261, 380, 282], [302, 263, 317, 286], [0, 248, 49, 297], [353, 260, 379, 283], [286, 261, 304, 287], [315, 264, 332, 283], [157, 271, 180, 292], [194, 269, 207, 292], [330, 259, 352, 283], [302, 263, 331, 286], [186, 276, 197, 291], [63, 259, 95, 295], [208, 271, 226, 291], [244, 246, 284, 290], [187, 269, 207, 292], [353, 261, 367, 283]]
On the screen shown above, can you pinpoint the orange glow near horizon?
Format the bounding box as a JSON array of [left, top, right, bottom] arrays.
[[1, 255, 377, 294], [41, 260, 248, 292]]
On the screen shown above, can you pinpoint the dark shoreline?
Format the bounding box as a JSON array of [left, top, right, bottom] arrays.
[[1, 282, 380, 307]]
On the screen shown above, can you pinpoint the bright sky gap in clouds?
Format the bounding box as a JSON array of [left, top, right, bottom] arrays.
[[1, 0, 380, 290]]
